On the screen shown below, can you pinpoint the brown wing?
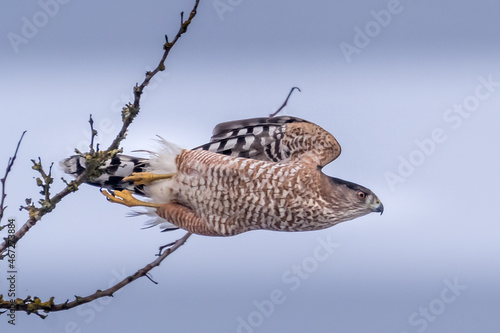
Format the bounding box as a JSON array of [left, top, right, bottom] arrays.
[[193, 116, 341, 167], [280, 120, 341, 167]]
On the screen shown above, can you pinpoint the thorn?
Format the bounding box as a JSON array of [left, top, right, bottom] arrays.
[[157, 241, 176, 256], [145, 273, 158, 285]]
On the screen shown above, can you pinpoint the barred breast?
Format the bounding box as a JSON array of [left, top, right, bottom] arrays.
[[172, 149, 334, 235]]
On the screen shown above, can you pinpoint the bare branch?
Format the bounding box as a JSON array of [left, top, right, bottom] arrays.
[[89, 114, 98, 154], [0, 233, 192, 317], [0, 0, 201, 256], [107, 0, 201, 151], [269, 87, 301, 118], [0, 0, 201, 320], [0, 131, 26, 226], [0, 171, 85, 256]]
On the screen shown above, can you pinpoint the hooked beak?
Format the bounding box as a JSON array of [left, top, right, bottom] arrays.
[[370, 199, 384, 215]]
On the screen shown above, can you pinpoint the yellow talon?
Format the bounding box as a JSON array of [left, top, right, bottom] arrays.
[[122, 172, 175, 185], [101, 189, 160, 208]]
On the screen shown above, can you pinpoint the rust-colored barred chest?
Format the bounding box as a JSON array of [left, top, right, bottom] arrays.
[[172, 149, 333, 235]]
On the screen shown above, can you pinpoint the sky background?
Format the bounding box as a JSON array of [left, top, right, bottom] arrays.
[[1, 0, 499, 332]]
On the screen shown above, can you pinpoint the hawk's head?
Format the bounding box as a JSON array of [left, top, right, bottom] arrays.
[[325, 176, 384, 222]]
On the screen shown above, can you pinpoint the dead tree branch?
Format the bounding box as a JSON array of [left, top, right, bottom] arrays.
[[0, 131, 26, 227], [0, 0, 200, 257], [0, 233, 192, 318], [0, 0, 201, 318], [108, 0, 200, 152]]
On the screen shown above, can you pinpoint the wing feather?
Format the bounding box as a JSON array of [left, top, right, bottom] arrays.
[[194, 116, 341, 167]]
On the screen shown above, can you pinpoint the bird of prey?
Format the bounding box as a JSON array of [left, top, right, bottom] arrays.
[[62, 116, 383, 236]]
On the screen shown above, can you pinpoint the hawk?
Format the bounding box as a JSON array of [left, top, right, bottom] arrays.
[[62, 116, 383, 236]]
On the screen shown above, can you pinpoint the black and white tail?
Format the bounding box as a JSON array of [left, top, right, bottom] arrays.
[[62, 116, 306, 194], [62, 139, 183, 231], [61, 154, 150, 195], [61, 139, 183, 197]]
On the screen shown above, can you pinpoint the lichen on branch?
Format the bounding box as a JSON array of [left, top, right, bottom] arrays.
[[0, 0, 201, 318]]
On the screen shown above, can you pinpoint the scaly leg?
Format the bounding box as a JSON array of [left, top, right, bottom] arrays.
[[122, 172, 175, 185], [101, 189, 160, 208]]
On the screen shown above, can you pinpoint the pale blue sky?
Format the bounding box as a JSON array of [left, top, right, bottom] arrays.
[[1, 0, 499, 332]]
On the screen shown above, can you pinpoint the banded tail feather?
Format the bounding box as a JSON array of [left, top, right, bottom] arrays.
[[61, 154, 149, 195], [61, 116, 308, 194], [61, 139, 183, 197], [61, 139, 183, 231]]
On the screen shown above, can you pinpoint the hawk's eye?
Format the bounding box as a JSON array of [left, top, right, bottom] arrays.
[[357, 191, 366, 200]]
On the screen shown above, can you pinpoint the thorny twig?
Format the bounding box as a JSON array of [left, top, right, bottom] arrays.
[[0, 131, 26, 227], [0, 167, 85, 258], [0, 0, 201, 318], [89, 114, 98, 154], [0, 0, 201, 257], [108, 0, 201, 152]]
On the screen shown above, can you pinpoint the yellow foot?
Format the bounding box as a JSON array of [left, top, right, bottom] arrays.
[[122, 172, 175, 186], [101, 189, 160, 208]]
